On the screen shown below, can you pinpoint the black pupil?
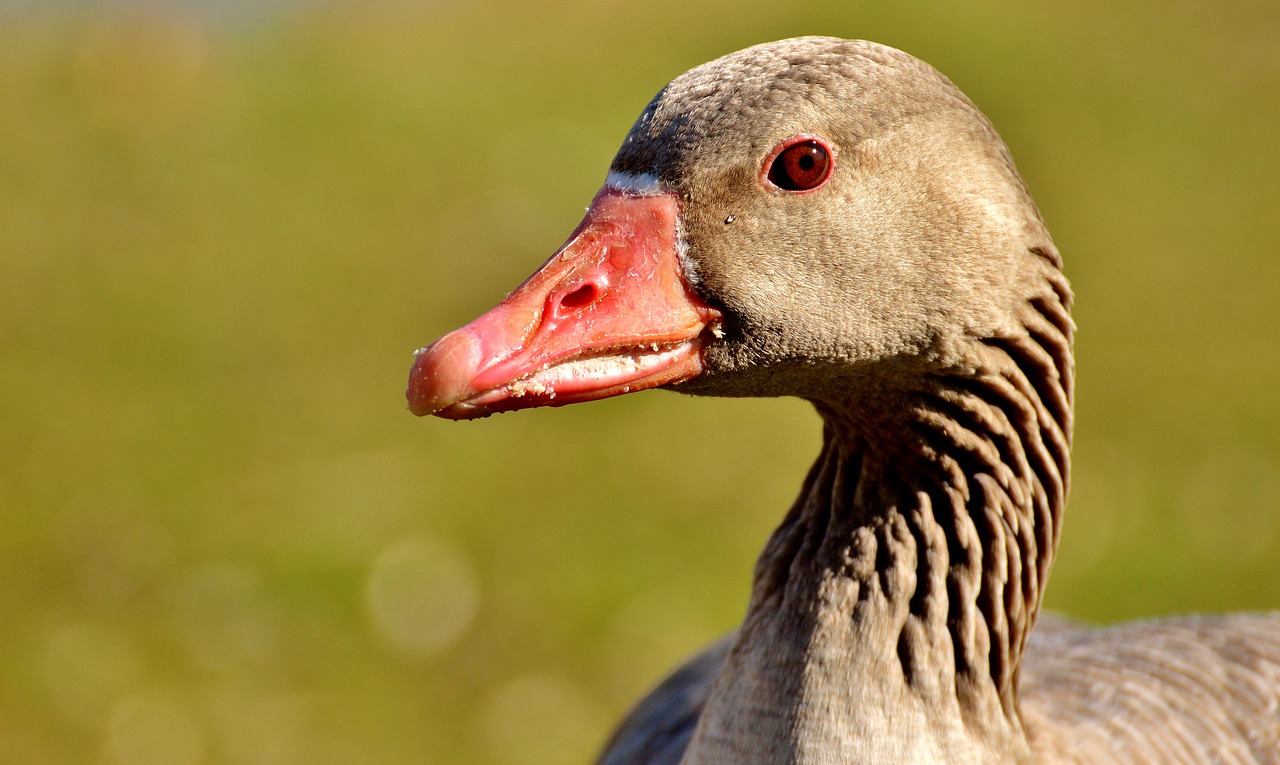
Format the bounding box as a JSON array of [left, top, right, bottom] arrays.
[[769, 140, 830, 191]]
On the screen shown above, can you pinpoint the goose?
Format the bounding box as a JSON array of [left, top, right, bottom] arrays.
[[405, 37, 1280, 765]]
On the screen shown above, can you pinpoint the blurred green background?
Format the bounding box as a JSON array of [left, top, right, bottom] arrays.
[[2, 1, 1278, 763]]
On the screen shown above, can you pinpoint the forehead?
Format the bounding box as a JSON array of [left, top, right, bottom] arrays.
[[610, 38, 948, 185]]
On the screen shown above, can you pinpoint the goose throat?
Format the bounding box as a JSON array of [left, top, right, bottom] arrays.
[[685, 276, 1074, 763]]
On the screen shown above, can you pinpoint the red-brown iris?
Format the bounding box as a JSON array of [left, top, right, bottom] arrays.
[[763, 135, 835, 192]]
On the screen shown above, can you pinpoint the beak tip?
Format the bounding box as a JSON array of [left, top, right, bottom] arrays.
[[405, 397, 438, 418], [406, 330, 484, 418]]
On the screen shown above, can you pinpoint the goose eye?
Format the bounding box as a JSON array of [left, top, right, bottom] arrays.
[[764, 137, 834, 192]]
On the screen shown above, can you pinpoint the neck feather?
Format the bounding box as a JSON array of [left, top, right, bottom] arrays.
[[685, 258, 1073, 763]]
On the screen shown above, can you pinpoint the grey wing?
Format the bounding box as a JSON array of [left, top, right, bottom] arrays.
[[595, 615, 1280, 765], [1021, 612, 1280, 764], [594, 635, 733, 765]]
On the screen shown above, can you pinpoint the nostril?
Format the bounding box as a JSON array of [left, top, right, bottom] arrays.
[[558, 283, 600, 312]]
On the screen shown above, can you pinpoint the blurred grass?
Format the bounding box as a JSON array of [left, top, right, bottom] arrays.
[[1, 1, 1278, 763]]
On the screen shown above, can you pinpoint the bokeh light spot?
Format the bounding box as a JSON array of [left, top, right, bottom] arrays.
[[364, 536, 480, 658], [104, 689, 206, 765], [44, 622, 144, 726], [479, 673, 604, 765]]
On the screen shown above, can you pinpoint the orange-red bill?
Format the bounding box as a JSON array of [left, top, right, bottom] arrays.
[[406, 188, 722, 420]]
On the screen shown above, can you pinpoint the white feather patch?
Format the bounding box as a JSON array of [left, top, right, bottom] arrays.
[[675, 218, 700, 286], [605, 171, 664, 196]]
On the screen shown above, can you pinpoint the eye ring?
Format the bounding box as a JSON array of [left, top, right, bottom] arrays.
[[761, 134, 836, 193]]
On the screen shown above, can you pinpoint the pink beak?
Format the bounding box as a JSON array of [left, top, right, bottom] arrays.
[[406, 187, 722, 420]]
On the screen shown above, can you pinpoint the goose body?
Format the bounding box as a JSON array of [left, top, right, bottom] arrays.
[[407, 37, 1280, 764], [600, 615, 1280, 764]]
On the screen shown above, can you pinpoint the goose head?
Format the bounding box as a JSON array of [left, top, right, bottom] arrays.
[[407, 35, 1065, 439]]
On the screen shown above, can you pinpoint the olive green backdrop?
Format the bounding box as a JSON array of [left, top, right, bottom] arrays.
[[2, 1, 1278, 763]]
